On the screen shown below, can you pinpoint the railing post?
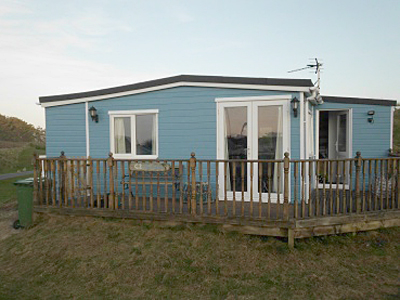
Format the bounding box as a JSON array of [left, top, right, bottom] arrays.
[[107, 152, 115, 210], [190, 152, 197, 216], [60, 151, 66, 206], [33, 153, 38, 205], [283, 152, 290, 220], [397, 158, 400, 210], [88, 156, 94, 209], [355, 151, 362, 213]]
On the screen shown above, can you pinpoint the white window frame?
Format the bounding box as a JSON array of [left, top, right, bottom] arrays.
[[109, 109, 159, 159], [215, 95, 291, 202]]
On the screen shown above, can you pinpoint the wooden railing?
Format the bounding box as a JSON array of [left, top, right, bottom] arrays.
[[33, 151, 400, 222]]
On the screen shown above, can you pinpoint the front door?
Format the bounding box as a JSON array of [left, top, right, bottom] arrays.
[[217, 99, 289, 202], [318, 109, 351, 185], [336, 112, 349, 160]]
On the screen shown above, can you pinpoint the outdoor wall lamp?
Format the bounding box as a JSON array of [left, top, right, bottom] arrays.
[[89, 106, 99, 123], [367, 110, 375, 123], [291, 97, 300, 118]]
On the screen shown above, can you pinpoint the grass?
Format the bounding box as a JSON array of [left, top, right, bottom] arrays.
[[0, 143, 45, 174], [0, 213, 399, 299], [0, 175, 31, 208]]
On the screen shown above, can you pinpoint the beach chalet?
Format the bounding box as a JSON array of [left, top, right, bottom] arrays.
[[35, 75, 399, 247]]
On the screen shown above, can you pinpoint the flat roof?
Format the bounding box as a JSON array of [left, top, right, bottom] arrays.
[[322, 95, 397, 106], [39, 74, 314, 104]]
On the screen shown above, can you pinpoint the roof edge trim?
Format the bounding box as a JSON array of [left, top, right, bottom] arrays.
[[40, 81, 312, 107], [323, 95, 397, 106]]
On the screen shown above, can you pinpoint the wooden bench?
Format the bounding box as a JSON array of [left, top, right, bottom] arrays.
[[122, 161, 183, 197]]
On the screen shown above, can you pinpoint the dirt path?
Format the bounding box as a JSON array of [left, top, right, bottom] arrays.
[[0, 202, 20, 241], [0, 171, 33, 181]]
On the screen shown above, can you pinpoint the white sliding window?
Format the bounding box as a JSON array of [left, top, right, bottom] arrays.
[[109, 110, 158, 159]]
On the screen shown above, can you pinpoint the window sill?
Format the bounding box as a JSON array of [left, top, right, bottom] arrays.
[[113, 154, 158, 160]]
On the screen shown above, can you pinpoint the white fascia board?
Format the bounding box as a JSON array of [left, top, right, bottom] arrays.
[[390, 106, 394, 149], [215, 94, 292, 103], [108, 109, 159, 115], [40, 82, 310, 108]]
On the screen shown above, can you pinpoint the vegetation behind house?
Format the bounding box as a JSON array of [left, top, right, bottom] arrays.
[[0, 114, 45, 174]]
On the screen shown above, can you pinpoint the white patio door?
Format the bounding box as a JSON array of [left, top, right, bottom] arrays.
[[336, 112, 349, 160], [217, 99, 289, 202]]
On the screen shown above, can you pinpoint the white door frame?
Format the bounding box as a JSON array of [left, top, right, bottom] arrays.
[[315, 108, 353, 189], [216, 95, 291, 202], [315, 108, 353, 160]]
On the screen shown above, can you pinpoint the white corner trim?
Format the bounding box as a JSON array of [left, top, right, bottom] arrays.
[[299, 92, 304, 159], [85, 101, 90, 157], [40, 82, 310, 108], [348, 108, 353, 157], [108, 109, 159, 115], [390, 106, 394, 150], [315, 109, 320, 159], [215, 94, 292, 103]]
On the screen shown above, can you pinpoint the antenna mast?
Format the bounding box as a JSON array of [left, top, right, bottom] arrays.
[[288, 58, 323, 104]]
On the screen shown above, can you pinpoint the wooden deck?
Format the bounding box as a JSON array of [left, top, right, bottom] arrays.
[[34, 192, 400, 249], [32, 153, 400, 248]]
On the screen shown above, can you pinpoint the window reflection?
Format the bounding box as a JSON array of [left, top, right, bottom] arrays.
[[136, 114, 156, 155], [225, 106, 247, 192]]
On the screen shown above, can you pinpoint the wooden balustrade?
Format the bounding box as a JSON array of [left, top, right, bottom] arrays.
[[33, 151, 400, 222]]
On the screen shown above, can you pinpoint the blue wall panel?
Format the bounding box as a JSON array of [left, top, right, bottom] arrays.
[[316, 102, 392, 158], [84, 87, 300, 160], [46, 103, 86, 157]]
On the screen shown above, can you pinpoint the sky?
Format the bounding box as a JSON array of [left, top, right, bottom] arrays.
[[1, 0, 399, 128]]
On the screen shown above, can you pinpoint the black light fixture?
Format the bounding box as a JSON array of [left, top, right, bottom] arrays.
[[291, 97, 300, 118], [89, 106, 98, 123], [367, 110, 375, 123]]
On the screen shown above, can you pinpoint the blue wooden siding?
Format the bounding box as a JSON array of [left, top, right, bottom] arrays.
[[46, 103, 86, 157], [316, 102, 392, 158], [84, 86, 300, 159], [44, 86, 302, 202]]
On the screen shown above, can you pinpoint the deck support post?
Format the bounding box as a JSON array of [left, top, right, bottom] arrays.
[[283, 152, 290, 220], [107, 152, 115, 210], [397, 159, 400, 210], [287, 228, 295, 249], [59, 151, 66, 205], [190, 152, 197, 216], [355, 151, 362, 213]]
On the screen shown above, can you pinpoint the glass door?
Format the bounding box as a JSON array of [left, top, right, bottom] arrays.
[[219, 102, 251, 200], [336, 112, 348, 159], [335, 111, 349, 184], [253, 101, 287, 202], [218, 99, 289, 202]]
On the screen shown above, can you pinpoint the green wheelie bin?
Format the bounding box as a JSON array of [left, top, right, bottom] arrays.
[[13, 178, 34, 229]]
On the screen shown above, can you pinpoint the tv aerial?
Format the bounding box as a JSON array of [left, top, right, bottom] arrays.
[[288, 58, 323, 103], [288, 58, 322, 74]]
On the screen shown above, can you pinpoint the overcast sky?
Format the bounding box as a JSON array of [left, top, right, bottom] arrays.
[[1, 0, 399, 128]]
